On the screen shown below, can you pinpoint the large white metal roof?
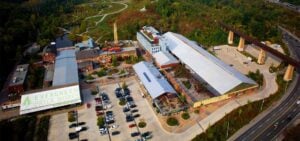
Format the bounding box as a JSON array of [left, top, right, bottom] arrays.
[[153, 51, 179, 67], [161, 32, 256, 95], [20, 85, 81, 115], [133, 61, 176, 99]]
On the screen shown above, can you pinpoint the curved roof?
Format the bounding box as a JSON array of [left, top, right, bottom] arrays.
[[161, 32, 256, 95], [133, 61, 176, 99]]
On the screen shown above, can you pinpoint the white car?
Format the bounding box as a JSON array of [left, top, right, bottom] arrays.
[[75, 126, 82, 132], [296, 100, 300, 105], [109, 124, 119, 130]]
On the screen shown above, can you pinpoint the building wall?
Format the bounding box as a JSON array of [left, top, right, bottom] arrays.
[[79, 64, 93, 72], [8, 85, 24, 94], [159, 63, 178, 69], [192, 86, 258, 108], [193, 94, 230, 107], [137, 32, 162, 54], [76, 50, 137, 65], [43, 53, 56, 63]]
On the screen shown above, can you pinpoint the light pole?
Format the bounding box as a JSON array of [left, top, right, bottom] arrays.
[[260, 98, 265, 111], [226, 121, 230, 138]]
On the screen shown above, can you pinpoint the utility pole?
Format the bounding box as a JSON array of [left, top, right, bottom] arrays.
[[285, 81, 289, 93], [260, 98, 265, 111], [226, 121, 230, 138]]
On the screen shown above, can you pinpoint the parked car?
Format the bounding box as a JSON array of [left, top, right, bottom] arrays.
[[97, 111, 104, 116], [69, 132, 78, 140], [106, 111, 113, 116], [86, 103, 91, 108], [133, 114, 140, 118], [78, 122, 86, 126], [109, 124, 119, 130], [106, 120, 115, 124], [131, 109, 138, 113], [129, 103, 136, 108], [102, 94, 109, 101], [77, 127, 88, 132], [131, 132, 140, 137], [126, 96, 134, 102], [95, 98, 101, 101], [123, 88, 130, 96], [69, 123, 77, 128], [123, 107, 130, 112], [116, 93, 122, 98], [111, 131, 120, 136], [129, 123, 136, 128], [126, 115, 134, 122], [95, 106, 103, 111], [142, 131, 152, 139], [115, 88, 122, 94]]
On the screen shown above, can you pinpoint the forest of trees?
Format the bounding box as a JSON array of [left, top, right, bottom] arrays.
[[0, 0, 90, 89], [1, 0, 299, 90]]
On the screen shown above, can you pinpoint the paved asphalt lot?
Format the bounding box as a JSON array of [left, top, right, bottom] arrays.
[[48, 78, 170, 141]]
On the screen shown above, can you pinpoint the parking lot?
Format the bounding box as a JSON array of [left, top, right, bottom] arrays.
[[48, 78, 169, 141]]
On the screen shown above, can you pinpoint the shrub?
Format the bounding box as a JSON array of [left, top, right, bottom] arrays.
[[167, 117, 179, 126], [138, 121, 147, 128], [119, 99, 126, 106], [247, 69, 264, 86], [97, 69, 107, 77], [194, 109, 200, 114], [86, 74, 94, 80], [122, 81, 128, 89], [181, 112, 190, 120], [97, 116, 105, 127], [68, 113, 75, 122]]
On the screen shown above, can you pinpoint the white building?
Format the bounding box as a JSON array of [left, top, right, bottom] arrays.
[[133, 61, 176, 99], [160, 32, 257, 96], [136, 26, 166, 54]]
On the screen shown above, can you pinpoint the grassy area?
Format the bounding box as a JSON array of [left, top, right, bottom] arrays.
[[102, 2, 126, 14], [247, 69, 264, 86], [192, 74, 288, 141]]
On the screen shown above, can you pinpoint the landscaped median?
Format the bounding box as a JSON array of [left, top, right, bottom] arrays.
[[192, 74, 289, 141]]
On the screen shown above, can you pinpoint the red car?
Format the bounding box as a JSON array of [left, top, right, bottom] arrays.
[[86, 103, 91, 108], [128, 124, 136, 128], [97, 111, 104, 116]]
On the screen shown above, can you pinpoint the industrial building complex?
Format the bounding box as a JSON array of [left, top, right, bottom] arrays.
[[136, 27, 258, 108], [20, 49, 82, 115]]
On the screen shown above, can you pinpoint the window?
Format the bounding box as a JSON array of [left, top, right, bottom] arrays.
[[143, 72, 151, 82]]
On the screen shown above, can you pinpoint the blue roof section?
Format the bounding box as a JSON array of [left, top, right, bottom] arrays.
[[55, 34, 73, 49], [133, 61, 176, 99], [53, 49, 79, 86], [75, 38, 95, 48]]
